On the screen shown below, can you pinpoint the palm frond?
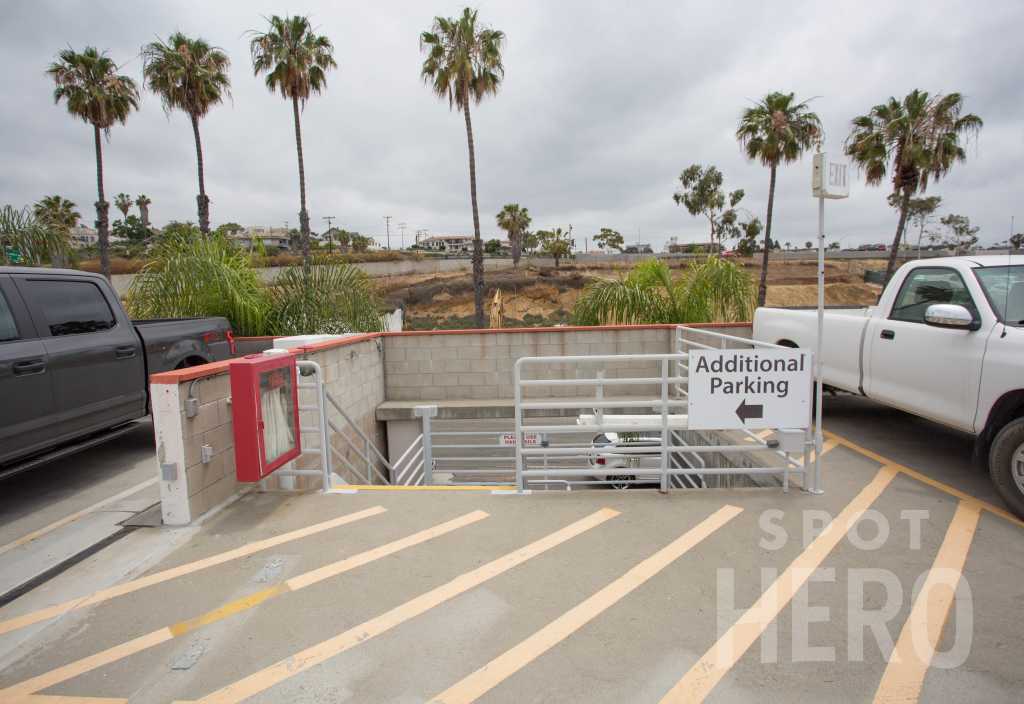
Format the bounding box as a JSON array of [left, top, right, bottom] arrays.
[[269, 260, 385, 335], [0, 205, 70, 265]]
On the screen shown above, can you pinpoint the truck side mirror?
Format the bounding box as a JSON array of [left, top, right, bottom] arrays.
[[924, 304, 980, 331]]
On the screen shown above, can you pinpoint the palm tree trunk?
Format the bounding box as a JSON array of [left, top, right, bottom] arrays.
[[93, 124, 110, 280], [291, 96, 311, 267], [511, 230, 521, 269], [191, 113, 210, 235], [885, 191, 911, 284], [462, 97, 485, 327], [757, 163, 777, 307]]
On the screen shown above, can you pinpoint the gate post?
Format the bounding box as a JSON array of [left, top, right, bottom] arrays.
[[414, 405, 438, 486]]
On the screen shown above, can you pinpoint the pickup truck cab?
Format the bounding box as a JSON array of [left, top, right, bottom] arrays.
[[754, 255, 1024, 516], [0, 267, 234, 475]]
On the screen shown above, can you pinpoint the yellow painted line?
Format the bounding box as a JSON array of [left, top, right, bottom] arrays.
[[825, 429, 1024, 530], [0, 478, 158, 558], [873, 501, 981, 704], [189, 508, 620, 704], [334, 484, 515, 492], [790, 439, 838, 467], [0, 506, 387, 636], [0, 511, 488, 698], [659, 465, 898, 703], [429, 505, 744, 704], [8, 696, 129, 703]]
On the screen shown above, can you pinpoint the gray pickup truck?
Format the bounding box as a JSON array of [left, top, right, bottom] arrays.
[[0, 267, 234, 476]]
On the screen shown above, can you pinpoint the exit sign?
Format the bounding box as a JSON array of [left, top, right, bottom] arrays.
[[812, 153, 849, 199]]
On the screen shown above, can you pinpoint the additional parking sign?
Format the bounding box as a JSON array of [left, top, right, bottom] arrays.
[[687, 349, 812, 430]]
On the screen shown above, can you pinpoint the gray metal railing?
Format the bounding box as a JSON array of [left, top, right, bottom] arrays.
[[503, 327, 817, 493]]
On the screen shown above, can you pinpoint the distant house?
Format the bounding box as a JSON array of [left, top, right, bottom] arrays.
[[418, 234, 474, 254], [230, 226, 292, 250], [69, 225, 98, 249], [667, 241, 718, 254]]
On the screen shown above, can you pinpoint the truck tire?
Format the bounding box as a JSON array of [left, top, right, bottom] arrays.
[[989, 417, 1024, 519]]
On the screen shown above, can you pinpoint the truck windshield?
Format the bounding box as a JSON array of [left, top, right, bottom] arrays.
[[974, 266, 1024, 326]]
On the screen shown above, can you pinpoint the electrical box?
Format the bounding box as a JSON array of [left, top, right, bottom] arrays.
[[229, 353, 301, 482], [812, 153, 850, 199]]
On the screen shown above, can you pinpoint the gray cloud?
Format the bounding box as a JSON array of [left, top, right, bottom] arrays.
[[1, 0, 1021, 250]]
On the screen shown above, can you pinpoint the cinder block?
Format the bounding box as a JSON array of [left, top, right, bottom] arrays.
[[196, 374, 231, 405]]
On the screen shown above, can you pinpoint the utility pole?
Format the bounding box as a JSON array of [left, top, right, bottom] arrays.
[[398, 222, 407, 250], [322, 215, 335, 254], [383, 215, 392, 250]]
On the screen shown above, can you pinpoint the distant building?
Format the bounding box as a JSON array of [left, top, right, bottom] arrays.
[[666, 241, 719, 254], [419, 234, 474, 254], [69, 225, 98, 249], [230, 226, 292, 250]]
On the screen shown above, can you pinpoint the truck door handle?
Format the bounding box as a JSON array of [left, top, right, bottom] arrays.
[[880, 329, 895, 340], [115, 345, 138, 359], [13, 359, 46, 375]]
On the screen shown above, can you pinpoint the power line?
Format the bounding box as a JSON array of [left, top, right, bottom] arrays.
[[398, 222, 407, 249], [383, 215, 392, 249]]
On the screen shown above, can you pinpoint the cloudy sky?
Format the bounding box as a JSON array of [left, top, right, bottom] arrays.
[[2, 0, 1022, 250]]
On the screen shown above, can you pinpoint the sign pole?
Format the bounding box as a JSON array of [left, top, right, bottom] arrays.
[[812, 195, 825, 494]]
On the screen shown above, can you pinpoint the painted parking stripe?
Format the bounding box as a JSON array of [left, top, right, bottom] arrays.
[[0, 478, 158, 558], [825, 429, 1024, 529], [0, 506, 387, 636], [0, 511, 488, 699], [792, 438, 837, 467], [183, 508, 620, 704], [659, 465, 898, 703], [7, 695, 129, 703], [428, 505, 744, 704], [873, 501, 981, 704]]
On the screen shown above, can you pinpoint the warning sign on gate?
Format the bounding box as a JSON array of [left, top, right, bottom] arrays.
[[500, 432, 544, 447], [687, 349, 812, 430]]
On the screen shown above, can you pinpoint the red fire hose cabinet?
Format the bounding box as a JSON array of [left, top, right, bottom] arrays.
[[229, 353, 301, 481]]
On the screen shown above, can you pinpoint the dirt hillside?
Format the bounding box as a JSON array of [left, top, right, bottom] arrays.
[[377, 258, 886, 329]]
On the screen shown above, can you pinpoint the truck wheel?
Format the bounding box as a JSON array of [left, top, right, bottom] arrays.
[[989, 417, 1024, 519]]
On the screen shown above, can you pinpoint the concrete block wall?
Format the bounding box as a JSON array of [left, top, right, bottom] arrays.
[[151, 369, 240, 526], [300, 337, 387, 485], [383, 324, 751, 401]]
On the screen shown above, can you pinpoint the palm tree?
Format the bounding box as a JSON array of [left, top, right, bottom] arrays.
[[33, 195, 80, 233], [114, 193, 132, 220], [47, 47, 139, 280], [33, 195, 80, 266], [249, 15, 336, 265], [572, 257, 754, 325], [421, 8, 505, 327], [269, 260, 384, 335], [1, 205, 71, 266], [845, 90, 982, 283], [142, 33, 231, 235], [135, 194, 152, 229], [496, 203, 530, 268], [736, 92, 821, 306]]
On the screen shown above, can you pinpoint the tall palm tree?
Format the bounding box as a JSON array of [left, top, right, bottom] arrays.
[[572, 257, 754, 325], [249, 15, 336, 265], [135, 194, 152, 229], [495, 203, 530, 268], [47, 47, 139, 280], [421, 8, 505, 327], [736, 92, 821, 306], [845, 90, 982, 283], [142, 33, 231, 235], [114, 192, 132, 220]]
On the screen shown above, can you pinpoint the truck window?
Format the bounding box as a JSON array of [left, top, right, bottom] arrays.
[[26, 279, 116, 336], [0, 291, 17, 342], [974, 265, 1024, 326], [889, 267, 977, 324]]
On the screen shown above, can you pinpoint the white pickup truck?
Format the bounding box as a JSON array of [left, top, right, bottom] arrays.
[[753, 255, 1024, 516]]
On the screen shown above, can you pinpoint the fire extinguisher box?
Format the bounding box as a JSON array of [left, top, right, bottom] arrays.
[[229, 353, 301, 482]]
